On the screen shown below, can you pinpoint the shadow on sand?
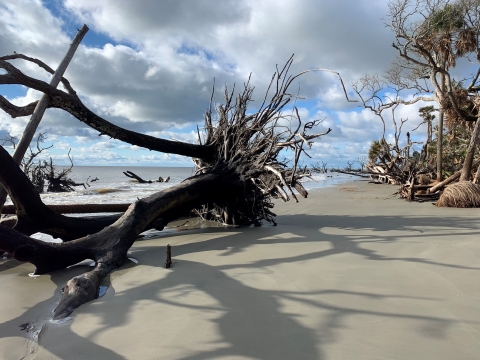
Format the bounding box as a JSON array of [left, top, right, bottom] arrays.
[[1, 212, 480, 359]]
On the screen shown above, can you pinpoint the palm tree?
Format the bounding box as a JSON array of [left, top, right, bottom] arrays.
[[420, 2, 478, 180], [419, 106, 436, 160]]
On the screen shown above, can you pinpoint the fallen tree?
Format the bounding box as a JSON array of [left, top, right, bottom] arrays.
[[123, 170, 153, 183], [0, 54, 334, 319]]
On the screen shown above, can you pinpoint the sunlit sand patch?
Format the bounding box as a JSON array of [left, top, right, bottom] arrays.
[[258, 232, 306, 241]]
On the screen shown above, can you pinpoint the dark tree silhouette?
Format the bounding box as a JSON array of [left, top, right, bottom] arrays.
[[0, 54, 334, 319]]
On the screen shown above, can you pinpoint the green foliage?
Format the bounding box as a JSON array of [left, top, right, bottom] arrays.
[[368, 140, 382, 162], [428, 123, 475, 175], [430, 4, 464, 32], [419, 106, 436, 122]]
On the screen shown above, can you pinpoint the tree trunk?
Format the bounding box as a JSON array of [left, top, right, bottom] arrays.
[[427, 120, 432, 160], [0, 168, 242, 319], [0, 145, 121, 240], [2, 203, 131, 215], [0, 55, 330, 320], [436, 69, 446, 182], [460, 116, 480, 182], [429, 158, 480, 193], [436, 109, 444, 181], [474, 163, 480, 184]]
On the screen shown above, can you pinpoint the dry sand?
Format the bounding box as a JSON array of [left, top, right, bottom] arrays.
[[1, 180, 480, 359]]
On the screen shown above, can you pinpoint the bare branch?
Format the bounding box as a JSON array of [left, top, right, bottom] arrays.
[[0, 53, 76, 94]]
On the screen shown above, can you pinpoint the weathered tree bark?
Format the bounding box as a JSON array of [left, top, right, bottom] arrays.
[[0, 167, 243, 319], [165, 244, 172, 268], [0, 54, 332, 319], [459, 116, 480, 181], [474, 164, 480, 184], [436, 109, 444, 182], [0, 26, 88, 213], [0, 59, 214, 160], [2, 203, 131, 215]]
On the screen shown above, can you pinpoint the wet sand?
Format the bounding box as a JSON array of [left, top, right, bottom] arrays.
[[1, 180, 480, 359]]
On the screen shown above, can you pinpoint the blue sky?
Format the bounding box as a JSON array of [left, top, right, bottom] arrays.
[[0, 0, 452, 167]]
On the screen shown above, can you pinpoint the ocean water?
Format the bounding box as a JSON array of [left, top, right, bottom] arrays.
[[4, 166, 356, 243], [5, 166, 355, 206]]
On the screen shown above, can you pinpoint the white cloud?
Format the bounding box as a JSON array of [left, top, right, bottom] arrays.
[[0, 0, 450, 167]]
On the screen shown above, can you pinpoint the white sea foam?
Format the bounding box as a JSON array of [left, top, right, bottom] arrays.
[[5, 166, 353, 207]]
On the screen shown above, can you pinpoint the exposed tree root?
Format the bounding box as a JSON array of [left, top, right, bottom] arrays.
[[436, 181, 480, 208], [0, 55, 334, 318]]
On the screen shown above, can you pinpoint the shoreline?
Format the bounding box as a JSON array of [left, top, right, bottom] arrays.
[[2, 180, 480, 359]]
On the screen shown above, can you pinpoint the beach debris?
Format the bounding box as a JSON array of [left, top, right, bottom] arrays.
[[0, 55, 335, 320], [165, 244, 172, 268], [19, 322, 34, 332], [1, 203, 131, 215], [123, 170, 152, 183], [156, 176, 170, 183], [436, 181, 480, 208]]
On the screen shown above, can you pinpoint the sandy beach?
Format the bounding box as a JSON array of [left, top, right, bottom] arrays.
[[1, 180, 480, 359]]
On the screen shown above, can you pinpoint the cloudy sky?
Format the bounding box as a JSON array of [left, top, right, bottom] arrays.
[[0, 0, 438, 167]]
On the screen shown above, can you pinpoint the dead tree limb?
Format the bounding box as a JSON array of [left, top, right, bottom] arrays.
[[2, 203, 131, 215], [0, 55, 334, 318], [0, 168, 243, 319], [0, 59, 214, 160], [428, 158, 480, 194], [0, 145, 120, 239], [123, 171, 152, 183], [0, 25, 88, 213]]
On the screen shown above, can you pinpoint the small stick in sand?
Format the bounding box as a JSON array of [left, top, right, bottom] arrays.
[[165, 244, 172, 268]]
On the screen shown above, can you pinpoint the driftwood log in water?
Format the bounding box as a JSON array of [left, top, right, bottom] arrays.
[[0, 55, 336, 319], [123, 171, 152, 183]]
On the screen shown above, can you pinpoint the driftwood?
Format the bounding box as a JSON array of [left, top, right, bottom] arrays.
[[46, 176, 85, 192], [330, 169, 370, 178], [165, 244, 172, 268], [0, 169, 243, 319], [123, 171, 152, 183], [427, 158, 480, 194], [0, 145, 122, 240], [156, 176, 170, 183], [1, 203, 131, 215], [0, 55, 334, 319]]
